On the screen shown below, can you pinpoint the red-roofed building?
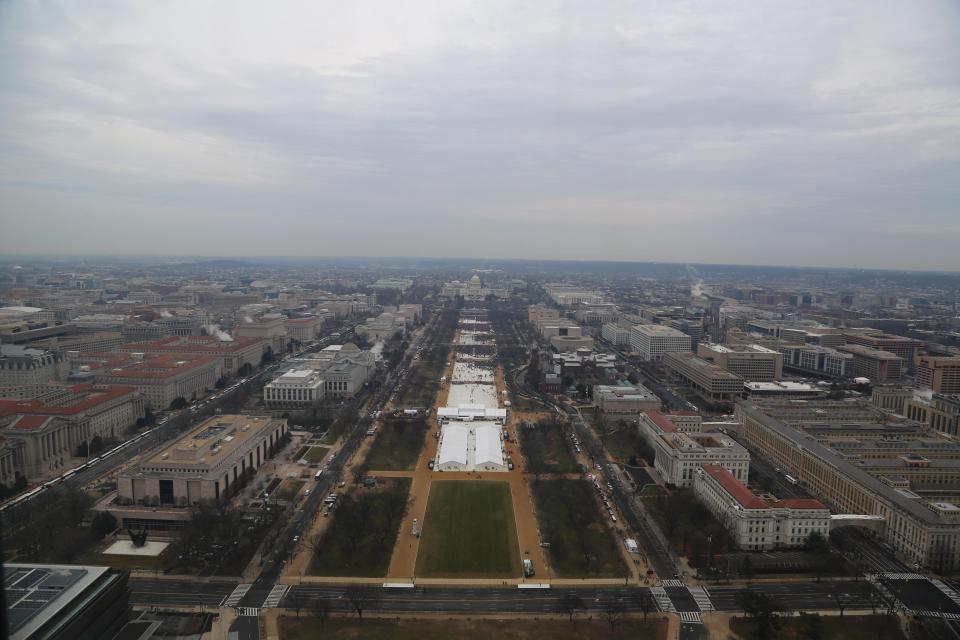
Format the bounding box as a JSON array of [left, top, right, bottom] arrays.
[[0, 383, 144, 482], [70, 351, 218, 409], [115, 335, 266, 378], [638, 412, 750, 487], [694, 464, 830, 550]]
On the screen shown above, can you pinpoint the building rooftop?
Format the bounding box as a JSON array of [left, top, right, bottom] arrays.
[[79, 352, 216, 380], [701, 464, 827, 511], [739, 400, 951, 525], [5, 563, 113, 640], [838, 344, 904, 361], [143, 414, 277, 469], [0, 384, 139, 423], [633, 324, 689, 337], [121, 335, 264, 353], [665, 351, 743, 380]]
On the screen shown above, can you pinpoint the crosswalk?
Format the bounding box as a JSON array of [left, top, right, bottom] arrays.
[[688, 586, 714, 612], [914, 610, 960, 621], [662, 579, 685, 587], [221, 583, 252, 608], [679, 611, 702, 624], [650, 587, 675, 612], [882, 572, 925, 581], [238, 607, 261, 617], [931, 579, 960, 610], [263, 584, 290, 609]]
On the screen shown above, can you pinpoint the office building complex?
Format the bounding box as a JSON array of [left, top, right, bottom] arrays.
[[601, 323, 630, 346], [638, 411, 749, 487], [0, 384, 144, 480], [593, 384, 661, 416], [838, 344, 904, 382], [917, 356, 960, 394], [0, 345, 65, 395], [843, 330, 922, 363], [70, 352, 218, 410], [697, 343, 783, 381], [629, 324, 691, 361], [736, 399, 960, 570], [116, 335, 266, 378], [694, 465, 830, 551], [663, 351, 744, 401], [778, 344, 854, 378]]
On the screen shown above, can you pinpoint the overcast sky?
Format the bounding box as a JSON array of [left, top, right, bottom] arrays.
[[1, 1, 959, 271]]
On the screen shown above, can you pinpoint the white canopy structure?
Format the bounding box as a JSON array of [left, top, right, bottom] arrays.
[[437, 406, 507, 424], [436, 422, 507, 472], [474, 424, 506, 471], [437, 424, 469, 471]]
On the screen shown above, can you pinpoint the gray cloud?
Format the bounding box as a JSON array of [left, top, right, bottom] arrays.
[[1, 0, 959, 270]]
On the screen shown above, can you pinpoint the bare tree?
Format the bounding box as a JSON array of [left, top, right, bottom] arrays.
[[309, 596, 331, 626], [635, 591, 655, 622], [601, 596, 626, 632], [557, 593, 585, 622], [829, 587, 851, 618], [287, 588, 304, 617], [345, 586, 377, 621], [867, 587, 886, 615]]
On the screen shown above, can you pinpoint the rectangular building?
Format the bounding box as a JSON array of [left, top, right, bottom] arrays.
[[778, 344, 854, 378], [736, 399, 960, 570], [843, 331, 922, 363], [664, 351, 744, 401], [263, 368, 325, 408], [629, 324, 691, 361], [5, 563, 131, 640], [116, 335, 265, 378], [697, 343, 783, 381], [838, 344, 904, 382], [694, 464, 831, 551], [917, 356, 960, 394], [0, 384, 144, 481], [593, 384, 661, 416], [71, 352, 218, 410], [601, 323, 630, 346], [118, 414, 287, 506], [0, 345, 65, 395], [638, 411, 749, 487]]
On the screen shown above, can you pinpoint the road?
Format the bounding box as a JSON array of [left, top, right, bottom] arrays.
[[239, 312, 443, 608], [499, 326, 679, 580], [129, 578, 881, 615]]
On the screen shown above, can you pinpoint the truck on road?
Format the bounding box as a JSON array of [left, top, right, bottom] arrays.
[[522, 558, 535, 577]]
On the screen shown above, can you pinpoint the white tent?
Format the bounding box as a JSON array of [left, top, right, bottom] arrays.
[[437, 424, 469, 471], [474, 424, 505, 471]]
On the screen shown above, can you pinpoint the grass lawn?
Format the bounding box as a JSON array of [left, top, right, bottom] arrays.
[[600, 426, 654, 465], [531, 479, 627, 577], [365, 418, 428, 471], [275, 479, 305, 502], [309, 478, 411, 577], [280, 616, 667, 640], [303, 446, 330, 463], [642, 489, 735, 566], [415, 481, 520, 578], [519, 422, 577, 474], [293, 446, 309, 461], [730, 614, 905, 640]]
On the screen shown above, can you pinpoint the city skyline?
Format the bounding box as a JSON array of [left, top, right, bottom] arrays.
[[2, 1, 959, 271]]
